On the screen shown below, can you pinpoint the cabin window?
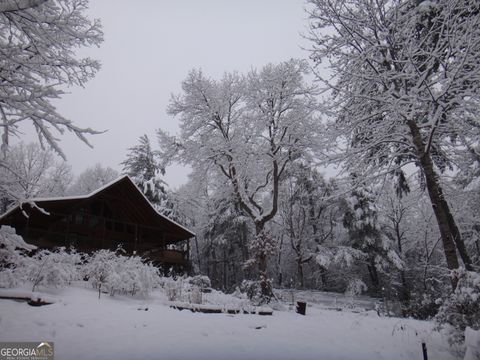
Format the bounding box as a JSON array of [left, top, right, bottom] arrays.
[[75, 213, 84, 225]]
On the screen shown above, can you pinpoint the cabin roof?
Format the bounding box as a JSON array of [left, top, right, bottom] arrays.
[[0, 175, 195, 240]]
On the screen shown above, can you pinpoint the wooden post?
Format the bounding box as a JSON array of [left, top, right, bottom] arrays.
[[102, 218, 106, 248], [134, 224, 138, 253], [296, 301, 306, 315], [65, 214, 70, 247], [422, 342, 428, 360], [194, 236, 201, 271]]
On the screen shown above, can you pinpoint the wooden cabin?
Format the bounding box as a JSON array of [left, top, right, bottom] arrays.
[[0, 176, 194, 272]]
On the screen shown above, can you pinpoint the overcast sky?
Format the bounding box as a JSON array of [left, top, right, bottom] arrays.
[[49, 0, 309, 188]]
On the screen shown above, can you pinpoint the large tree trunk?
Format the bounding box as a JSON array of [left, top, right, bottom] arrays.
[[392, 214, 411, 309], [297, 261, 305, 289], [210, 246, 219, 288], [408, 121, 473, 287], [397, 247, 410, 310], [223, 249, 228, 291], [240, 220, 251, 281], [254, 222, 274, 302], [276, 234, 284, 287], [318, 266, 327, 288], [367, 258, 380, 292], [399, 271, 410, 309]]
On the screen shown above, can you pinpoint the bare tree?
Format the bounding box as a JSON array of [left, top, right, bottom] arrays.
[[0, 142, 72, 206], [68, 163, 118, 195]]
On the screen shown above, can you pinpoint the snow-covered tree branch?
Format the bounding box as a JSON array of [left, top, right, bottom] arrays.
[[159, 59, 321, 299], [0, 0, 103, 208], [307, 0, 480, 285]]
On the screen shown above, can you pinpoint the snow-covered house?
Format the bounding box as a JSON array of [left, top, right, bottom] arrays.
[[0, 175, 194, 270]]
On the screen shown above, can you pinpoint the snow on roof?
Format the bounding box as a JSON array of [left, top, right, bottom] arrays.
[[0, 175, 195, 237]]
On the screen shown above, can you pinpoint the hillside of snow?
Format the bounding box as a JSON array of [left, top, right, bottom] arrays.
[[0, 283, 457, 360]]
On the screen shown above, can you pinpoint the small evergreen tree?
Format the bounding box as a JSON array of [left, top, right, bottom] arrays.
[[342, 184, 402, 294], [121, 135, 173, 215]]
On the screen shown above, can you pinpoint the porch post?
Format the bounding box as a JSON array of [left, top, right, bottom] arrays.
[[134, 224, 138, 253]]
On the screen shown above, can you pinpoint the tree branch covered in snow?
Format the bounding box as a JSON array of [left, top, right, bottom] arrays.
[[0, 0, 103, 210], [306, 0, 480, 283], [0, 0, 103, 156], [159, 60, 322, 299]]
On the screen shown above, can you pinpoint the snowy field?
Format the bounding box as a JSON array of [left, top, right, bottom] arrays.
[[0, 283, 456, 360]]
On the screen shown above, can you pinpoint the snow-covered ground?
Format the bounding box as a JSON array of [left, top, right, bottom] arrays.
[[0, 283, 456, 360], [274, 288, 378, 311]]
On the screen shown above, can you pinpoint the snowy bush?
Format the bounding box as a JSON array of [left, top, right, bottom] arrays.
[[82, 249, 117, 297], [112, 255, 160, 297], [185, 275, 211, 289], [435, 270, 480, 348], [345, 278, 367, 297], [464, 327, 480, 360], [0, 268, 22, 289], [164, 277, 183, 301], [1, 227, 83, 290], [185, 276, 212, 303], [0, 226, 36, 288], [161, 275, 214, 303], [83, 249, 160, 298], [239, 279, 263, 304], [26, 247, 81, 291], [189, 286, 202, 304], [161, 275, 249, 308], [404, 292, 441, 320]]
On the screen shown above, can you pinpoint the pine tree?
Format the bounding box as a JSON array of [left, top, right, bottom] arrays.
[[121, 135, 172, 215], [342, 183, 402, 293]]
